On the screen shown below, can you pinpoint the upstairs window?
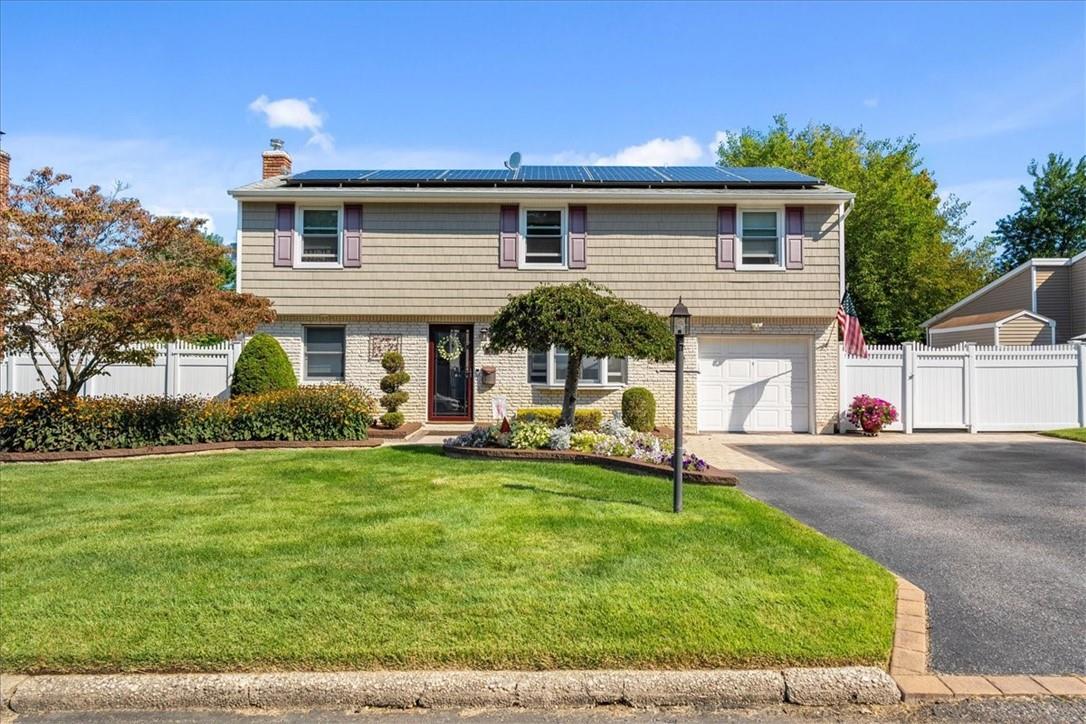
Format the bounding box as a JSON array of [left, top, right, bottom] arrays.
[[299, 208, 340, 264], [529, 346, 627, 386], [523, 209, 565, 266], [739, 210, 782, 268]]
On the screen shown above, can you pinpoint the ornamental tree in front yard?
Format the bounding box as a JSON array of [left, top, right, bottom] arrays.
[[488, 280, 673, 428], [0, 168, 276, 395]]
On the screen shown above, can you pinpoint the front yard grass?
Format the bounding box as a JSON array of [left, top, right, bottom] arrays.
[[1040, 427, 1086, 443], [0, 446, 894, 673]]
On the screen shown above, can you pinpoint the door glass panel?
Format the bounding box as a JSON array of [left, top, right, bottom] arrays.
[[432, 327, 471, 418]]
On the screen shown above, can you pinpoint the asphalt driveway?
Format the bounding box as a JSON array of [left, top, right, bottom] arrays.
[[717, 437, 1085, 675]]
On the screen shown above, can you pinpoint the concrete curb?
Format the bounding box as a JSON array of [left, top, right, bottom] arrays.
[[3, 668, 896, 713]]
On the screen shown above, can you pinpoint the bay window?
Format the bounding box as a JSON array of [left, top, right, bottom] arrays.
[[528, 346, 627, 386]]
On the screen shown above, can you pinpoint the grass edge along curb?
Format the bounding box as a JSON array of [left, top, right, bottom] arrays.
[[444, 444, 738, 485], [0, 439, 382, 463]]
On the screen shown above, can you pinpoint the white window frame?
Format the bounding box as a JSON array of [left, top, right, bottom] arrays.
[[736, 207, 785, 271], [528, 346, 627, 388], [294, 206, 343, 269], [303, 325, 346, 382], [519, 206, 568, 269]]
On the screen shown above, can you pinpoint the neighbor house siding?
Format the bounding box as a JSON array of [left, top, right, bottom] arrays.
[[998, 316, 1052, 346], [928, 327, 997, 347], [1034, 267, 1073, 342], [239, 202, 841, 320], [939, 266, 1033, 323], [1070, 256, 1086, 339]]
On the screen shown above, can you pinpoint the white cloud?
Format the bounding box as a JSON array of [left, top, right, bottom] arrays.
[[707, 130, 729, 160], [248, 95, 333, 151], [863, 97, 879, 108], [593, 135, 705, 166]]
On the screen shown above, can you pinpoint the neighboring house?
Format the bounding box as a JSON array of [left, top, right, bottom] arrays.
[[921, 251, 1086, 347], [229, 142, 855, 433]]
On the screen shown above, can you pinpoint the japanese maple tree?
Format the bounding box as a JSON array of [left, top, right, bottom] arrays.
[[0, 168, 275, 394]]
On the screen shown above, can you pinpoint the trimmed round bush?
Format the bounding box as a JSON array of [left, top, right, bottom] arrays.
[[380, 411, 405, 429], [378, 350, 410, 428], [231, 333, 297, 397], [621, 387, 656, 432]]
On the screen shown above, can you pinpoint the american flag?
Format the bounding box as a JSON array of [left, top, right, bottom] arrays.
[[837, 289, 868, 358]]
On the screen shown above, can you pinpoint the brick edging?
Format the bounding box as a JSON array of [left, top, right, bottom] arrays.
[[0, 438, 382, 463], [889, 576, 1086, 701], [2, 667, 899, 713], [443, 445, 738, 486]]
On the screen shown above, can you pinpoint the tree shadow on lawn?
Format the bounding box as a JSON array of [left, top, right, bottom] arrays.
[[502, 482, 661, 512]]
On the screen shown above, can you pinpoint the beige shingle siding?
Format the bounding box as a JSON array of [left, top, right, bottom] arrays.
[[240, 202, 841, 319], [1034, 267, 1073, 342], [938, 266, 1033, 324], [998, 316, 1052, 346], [928, 326, 997, 347], [1070, 256, 1086, 339]]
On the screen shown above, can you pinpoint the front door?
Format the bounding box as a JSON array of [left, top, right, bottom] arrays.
[[428, 325, 473, 422]]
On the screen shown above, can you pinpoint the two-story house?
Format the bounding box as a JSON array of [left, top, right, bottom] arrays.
[[229, 142, 855, 433], [922, 252, 1086, 347]]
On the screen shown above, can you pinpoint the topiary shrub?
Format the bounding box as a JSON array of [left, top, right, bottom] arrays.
[[231, 333, 297, 397], [621, 387, 656, 432], [378, 350, 410, 428]]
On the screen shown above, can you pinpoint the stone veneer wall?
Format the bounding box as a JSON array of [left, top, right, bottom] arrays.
[[258, 318, 839, 434]]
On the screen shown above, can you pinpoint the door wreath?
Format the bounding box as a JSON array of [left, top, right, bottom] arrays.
[[437, 333, 464, 361]]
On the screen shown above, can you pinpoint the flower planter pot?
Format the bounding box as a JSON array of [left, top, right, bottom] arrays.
[[860, 420, 883, 436]]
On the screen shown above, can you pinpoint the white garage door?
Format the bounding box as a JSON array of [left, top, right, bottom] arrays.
[[697, 337, 810, 432]]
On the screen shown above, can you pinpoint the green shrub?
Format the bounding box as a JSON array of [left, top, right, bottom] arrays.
[[231, 333, 297, 396], [379, 411, 405, 429], [516, 407, 602, 432], [621, 387, 656, 432], [510, 420, 552, 449], [0, 386, 376, 452], [377, 351, 410, 428], [570, 430, 609, 453]]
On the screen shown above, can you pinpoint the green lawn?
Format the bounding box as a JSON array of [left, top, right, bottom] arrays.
[[0, 446, 894, 673], [1040, 427, 1086, 443]]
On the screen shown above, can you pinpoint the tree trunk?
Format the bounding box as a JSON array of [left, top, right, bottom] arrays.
[[558, 351, 583, 428]]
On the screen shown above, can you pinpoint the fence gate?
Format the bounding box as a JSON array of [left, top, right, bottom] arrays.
[[841, 342, 1085, 433]]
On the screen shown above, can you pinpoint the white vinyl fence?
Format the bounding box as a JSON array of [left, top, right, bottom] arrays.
[[841, 342, 1086, 433], [1, 340, 243, 399]]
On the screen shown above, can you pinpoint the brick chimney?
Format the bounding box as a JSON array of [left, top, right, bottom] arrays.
[[262, 138, 291, 179]]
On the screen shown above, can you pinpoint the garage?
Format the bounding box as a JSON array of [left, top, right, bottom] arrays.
[[697, 337, 810, 432]]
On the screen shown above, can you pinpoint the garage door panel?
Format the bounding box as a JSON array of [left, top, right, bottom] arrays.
[[697, 336, 810, 433]]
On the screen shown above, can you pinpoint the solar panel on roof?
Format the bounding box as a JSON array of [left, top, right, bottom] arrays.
[[726, 167, 820, 184], [365, 169, 446, 181], [518, 166, 593, 182], [443, 169, 515, 181], [654, 167, 734, 183], [590, 166, 668, 182], [289, 170, 375, 181]]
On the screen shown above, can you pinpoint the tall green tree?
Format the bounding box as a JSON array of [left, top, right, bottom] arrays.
[[718, 116, 993, 342], [203, 232, 236, 290], [488, 280, 673, 428], [993, 154, 1086, 272]]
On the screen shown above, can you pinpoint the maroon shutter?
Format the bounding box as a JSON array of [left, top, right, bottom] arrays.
[[343, 204, 363, 268], [785, 206, 804, 270], [568, 205, 587, 269], [499, 205, 519, 268], [274, 203, 294, 267], [716, 206, 736, 269]]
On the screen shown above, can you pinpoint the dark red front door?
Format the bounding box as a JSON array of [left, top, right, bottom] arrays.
[[428, 325, 473, 422]]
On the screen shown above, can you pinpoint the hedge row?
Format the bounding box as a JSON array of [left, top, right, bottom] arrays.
[[0, 385, 376, 453], [514, 407, 603, 432]]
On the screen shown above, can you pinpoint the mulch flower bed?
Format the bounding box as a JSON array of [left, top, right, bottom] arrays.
[[0, 439, 383, 463], [444, 445, 738, 486], [366, 421, 424, 439]]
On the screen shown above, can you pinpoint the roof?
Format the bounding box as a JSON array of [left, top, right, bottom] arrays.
[[929, 309, 1054, 331], [280, 165, 822, 188]]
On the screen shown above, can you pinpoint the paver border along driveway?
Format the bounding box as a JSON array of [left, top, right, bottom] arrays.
[[687, 434, 1086, 676]]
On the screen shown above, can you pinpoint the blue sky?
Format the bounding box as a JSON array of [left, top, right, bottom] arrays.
[[1, 0, 1083, 240]]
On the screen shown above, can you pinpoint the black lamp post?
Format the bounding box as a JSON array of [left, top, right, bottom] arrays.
[[669, 298, 691, 513]]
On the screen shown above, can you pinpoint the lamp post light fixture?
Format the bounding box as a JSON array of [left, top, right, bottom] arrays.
[[669, 298, 691, 513]]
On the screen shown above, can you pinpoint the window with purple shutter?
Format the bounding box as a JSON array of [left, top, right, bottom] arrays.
[[274, 203, 294, 267], [498, 205, 519, 268], [785, 206, 804, 270], [716, 206, 736, 270], [568, 206, 587, 269], [343, 204, 363, 268]]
